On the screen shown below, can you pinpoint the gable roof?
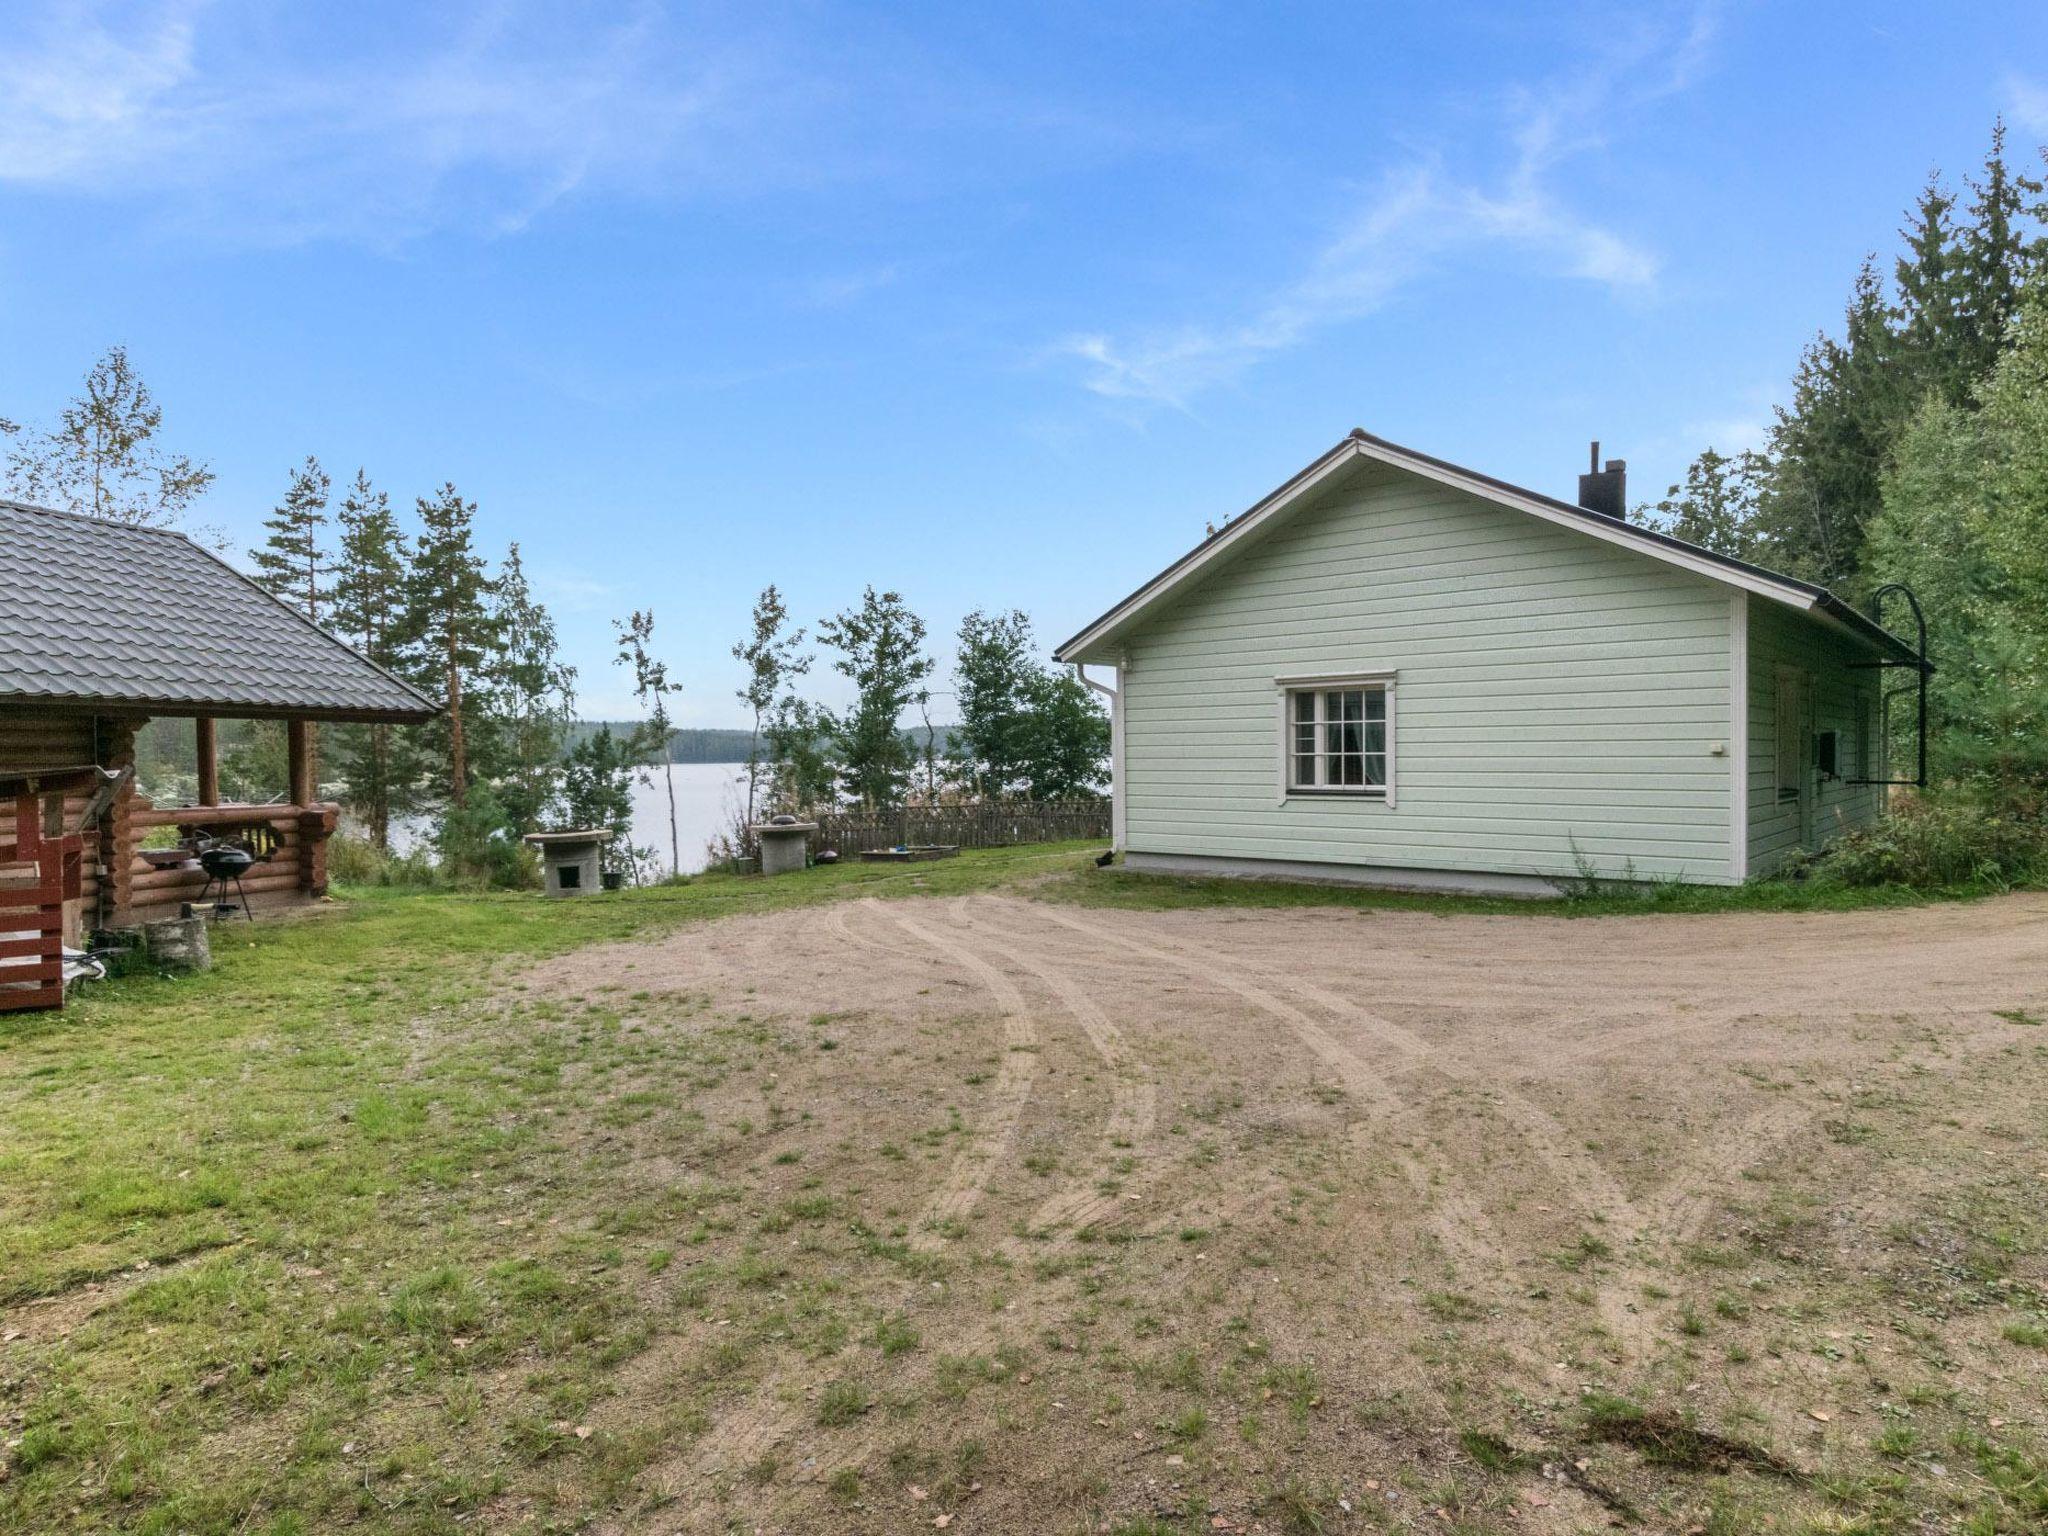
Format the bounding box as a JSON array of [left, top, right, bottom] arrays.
[[1054, 430, 1923, 667], [0, 499, 438, 723]]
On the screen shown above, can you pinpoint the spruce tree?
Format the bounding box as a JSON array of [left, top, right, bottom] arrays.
[[251, 456, 332, 620], [396, 484, 501, 808], [1958, 118, 2042, 385], [330, 471, 411, 848]]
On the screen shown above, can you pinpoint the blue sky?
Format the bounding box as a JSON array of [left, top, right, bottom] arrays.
[[4, 1, 2045, 722]]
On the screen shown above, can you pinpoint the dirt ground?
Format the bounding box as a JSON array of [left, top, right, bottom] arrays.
[[523, 891, 2048, 1534]]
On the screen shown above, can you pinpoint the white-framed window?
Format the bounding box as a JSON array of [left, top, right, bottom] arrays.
[[1276, 672, 1395, 802]]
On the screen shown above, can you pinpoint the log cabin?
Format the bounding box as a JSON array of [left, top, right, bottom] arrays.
[[0, 497, 437, 1003]]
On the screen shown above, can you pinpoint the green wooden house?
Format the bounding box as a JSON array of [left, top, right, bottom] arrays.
[[1055, 431, 1927, 894]]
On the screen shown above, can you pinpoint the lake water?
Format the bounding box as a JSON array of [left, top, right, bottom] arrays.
[[392, 761, 749, 875], [629, 762, 749, 875]]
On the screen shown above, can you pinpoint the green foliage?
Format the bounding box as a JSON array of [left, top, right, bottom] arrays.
[[953, 608, 1109, 800], [1638, 447, 1768, 560], [434, 783, 538, 889], [1661, 122, 2046, 589], [328, 469, 413, 848], [818, 587, 934, 809], [2, 344, 215, 529], [325, 831, 438, 887], [395, 483, 504, 807], [560, 725, 648, 878], [614, 609, 682, 872], [732, 585, 810, 826], [762, 695, 838, 814], [248, 456, 331, 620], [955, 607, 1040, 795], [1797, 797, 2046, 889], [492, 543, 576, 835], [1870, 284, 2048, 811]]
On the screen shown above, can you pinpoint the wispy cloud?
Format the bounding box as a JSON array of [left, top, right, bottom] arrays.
[[533, 569, 618, 617], [2008, 74, 2048, 137], [0, 1, 1203, 251], [802, 262, 905, 309], [1057, 5, 1722, 409], [0, 1, 781, 246]]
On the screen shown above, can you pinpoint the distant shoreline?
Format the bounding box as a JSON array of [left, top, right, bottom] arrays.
[[569, 720, 962, 766]]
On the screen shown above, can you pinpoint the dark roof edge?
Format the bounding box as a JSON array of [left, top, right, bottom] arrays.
[[177, 523, 443, 715], [0, 497, 193, 539], [0, 693, 436, 725], [0, 495, 443, 715], [1054, 430, 1925, 667]]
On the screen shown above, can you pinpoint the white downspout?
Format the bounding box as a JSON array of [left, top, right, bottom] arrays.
[[1074, 661, 1125, 852]]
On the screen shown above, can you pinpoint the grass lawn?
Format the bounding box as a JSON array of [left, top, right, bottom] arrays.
[[2, 844, 2042, 1534]]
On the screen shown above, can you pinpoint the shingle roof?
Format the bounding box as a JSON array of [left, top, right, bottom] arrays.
[[0, 499, 438, 722]]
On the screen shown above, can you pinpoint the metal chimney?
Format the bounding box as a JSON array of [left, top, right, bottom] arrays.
[[1577, 441, 1627, 519]]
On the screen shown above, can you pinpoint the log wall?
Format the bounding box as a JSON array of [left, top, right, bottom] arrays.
[[1, 707, 339, 929]]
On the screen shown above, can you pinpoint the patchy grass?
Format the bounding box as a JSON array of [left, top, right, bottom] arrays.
[[2, 841, 2042, 1535]]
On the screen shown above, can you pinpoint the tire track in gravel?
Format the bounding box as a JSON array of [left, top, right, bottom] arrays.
[[828, 898, 939, 967], [1153, 931, 1659, 1351], [949, 898, 1160, 1240], [637, 899, 1047, 1511], [1024, 903, 1512, 1297], [885, 904, 1043, 1249]]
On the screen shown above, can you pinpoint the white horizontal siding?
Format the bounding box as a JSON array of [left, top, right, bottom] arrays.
[[1119, 462, 1738, 884]]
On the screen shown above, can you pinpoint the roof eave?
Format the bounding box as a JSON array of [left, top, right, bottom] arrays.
[[0, 694, 440, 725], [1053, 430, 1926, 666]]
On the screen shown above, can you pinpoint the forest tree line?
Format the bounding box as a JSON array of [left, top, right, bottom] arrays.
[[5, 359, 1106, 882], [1639, 120, 2048, 817]]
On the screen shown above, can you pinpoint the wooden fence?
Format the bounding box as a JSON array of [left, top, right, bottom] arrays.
[[811, 799, 1109, 855]]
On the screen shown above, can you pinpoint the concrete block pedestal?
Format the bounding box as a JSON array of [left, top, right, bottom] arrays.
[[749, 818, 817, 876], [523, 829, 615, 896]]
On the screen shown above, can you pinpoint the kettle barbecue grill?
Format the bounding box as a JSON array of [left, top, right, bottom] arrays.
[[196, 841, 258, 920]]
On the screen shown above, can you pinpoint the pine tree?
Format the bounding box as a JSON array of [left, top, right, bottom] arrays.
[[732, 586, 809, 827], [329, 470, 411, 849], [817, 587, 933, 809], [493, 543, 577, 834], [250, 456, 332, 620], [397, 484, 501, 808]]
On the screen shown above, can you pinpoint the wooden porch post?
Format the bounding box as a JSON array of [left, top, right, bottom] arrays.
[[286, 718, 314, 808], [195, 717, 219, 807]]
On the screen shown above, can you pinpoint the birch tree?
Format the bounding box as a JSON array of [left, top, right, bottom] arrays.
[[615, 609, 680, 873]]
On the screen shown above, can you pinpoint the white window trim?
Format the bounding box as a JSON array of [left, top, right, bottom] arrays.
[[1274, 670, 1397, 808]]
